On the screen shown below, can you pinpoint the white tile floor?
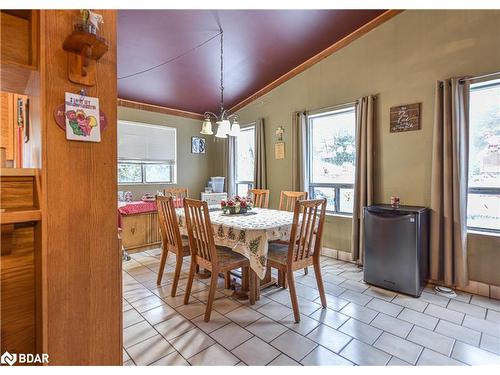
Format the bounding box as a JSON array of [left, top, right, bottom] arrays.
[[122, 248, 500, 366]]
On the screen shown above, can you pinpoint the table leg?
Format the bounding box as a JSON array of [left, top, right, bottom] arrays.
[[249, 269, 256, 305]]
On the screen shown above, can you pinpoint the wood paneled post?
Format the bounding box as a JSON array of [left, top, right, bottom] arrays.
[[39, 10, 121, 365]]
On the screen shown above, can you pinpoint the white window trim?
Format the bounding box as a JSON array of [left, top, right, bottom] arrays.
[[307, 105, 357, 215], [233, 123, 256, 196], [466, 78, 500, 234]]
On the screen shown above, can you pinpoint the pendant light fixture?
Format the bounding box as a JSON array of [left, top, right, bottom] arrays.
[[200, 28, 240, 138]]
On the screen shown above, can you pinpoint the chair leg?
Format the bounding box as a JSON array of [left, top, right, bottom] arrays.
[[313, 260, 327, 308], [170, 253, 183, 297], [183, 260, 196, 305], [225, 271, 232, 289], [196, 264, 200, 273], [156, 248, 169, 285], [278, 270, 287, 288], [280, 270, 288, 289], [204, 269, 219, 322], [286, 269, 300, 323], [304, 267, 309, 275]]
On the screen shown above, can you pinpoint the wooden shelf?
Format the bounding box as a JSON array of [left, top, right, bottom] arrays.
[[62, 30, 108, 59], [0, 209, 41, 224], [0, 168, 38, 177]]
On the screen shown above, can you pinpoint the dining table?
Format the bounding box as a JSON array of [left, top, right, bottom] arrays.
[[175, 207, 296, 303]]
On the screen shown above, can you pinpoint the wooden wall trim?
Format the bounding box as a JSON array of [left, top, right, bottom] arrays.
[[229, 9, 404, 113], [118, 98, 204, 120]]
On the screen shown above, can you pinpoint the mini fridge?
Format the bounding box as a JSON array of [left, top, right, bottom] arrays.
[[363, 204, 429, 297]]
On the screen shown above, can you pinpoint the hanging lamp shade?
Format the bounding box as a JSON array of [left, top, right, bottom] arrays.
[[219, 119, 231, 135], [215, 121, 228, 138], [200, 118, 213, 135], [228, 120, 240, 136]]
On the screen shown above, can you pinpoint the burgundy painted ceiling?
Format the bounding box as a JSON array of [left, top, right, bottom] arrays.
[[118, 10, 385, 114]]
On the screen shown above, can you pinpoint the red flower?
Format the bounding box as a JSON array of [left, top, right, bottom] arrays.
[[227, 200, 234, 207], [240, 200, 247, 208], [221, 200, 227, 207]]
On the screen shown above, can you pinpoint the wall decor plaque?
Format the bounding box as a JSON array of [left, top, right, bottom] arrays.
[[275, 142, 285, 160], [191, 136, 206, 154], [390, 103, 421, 133]]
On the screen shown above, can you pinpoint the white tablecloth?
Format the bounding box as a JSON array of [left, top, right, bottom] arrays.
[[176, 208, 295, 279]]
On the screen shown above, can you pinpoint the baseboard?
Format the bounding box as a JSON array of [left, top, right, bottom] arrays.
[[321, 247, 354, 263], [320, 247, 499, 300]]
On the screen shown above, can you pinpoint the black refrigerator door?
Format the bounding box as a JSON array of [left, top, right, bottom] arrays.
[[364, 208, 420, 296]]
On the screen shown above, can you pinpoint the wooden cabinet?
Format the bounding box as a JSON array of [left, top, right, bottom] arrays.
[[0, 10, 38, 68], [0, 168, 42, 355], [1, 91, 28, 167], [121, 212, 161, 252], [1, 92, 15, 161]]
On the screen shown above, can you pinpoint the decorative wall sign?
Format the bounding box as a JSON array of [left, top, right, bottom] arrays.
[[275, 142, 285, 160], [64, 92, 101, 142], [390, 103, 421, 133], [191, 136, 206, 154]]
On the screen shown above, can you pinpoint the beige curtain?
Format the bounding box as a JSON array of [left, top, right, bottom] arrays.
[[254, 118, 267, 189], [430, 78, 469, 287], [351, 96, 375, 264], [291, 111, 309, 191], [221, 136, 236, 197]]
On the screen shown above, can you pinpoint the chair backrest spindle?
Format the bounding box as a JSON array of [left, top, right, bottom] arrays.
[[156, 196, 183, 254], [279, 191, 308, 212], [183, 198, 217, 265], [249, 189, 270, 208], [287, 198, 327, 264]]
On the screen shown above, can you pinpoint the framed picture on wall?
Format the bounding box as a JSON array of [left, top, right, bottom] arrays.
[[191, 136, 206, 154]]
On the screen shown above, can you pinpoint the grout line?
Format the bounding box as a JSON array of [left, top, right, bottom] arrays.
[[123, 252, 499, 366]]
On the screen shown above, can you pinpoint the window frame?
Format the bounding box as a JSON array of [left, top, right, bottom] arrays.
[[467, 76, 500, 234], [234, 124, 256, 197], [307, 105, 357, 215]]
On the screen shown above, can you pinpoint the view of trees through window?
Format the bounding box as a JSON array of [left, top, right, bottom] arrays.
[[235, 126, 255, 197], [118, 162, 174, 184], [467, 79, 500, 231], [308, 107, 356, 213]]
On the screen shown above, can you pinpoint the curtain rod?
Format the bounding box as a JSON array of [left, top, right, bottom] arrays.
[[459, 71, 500, 83], [306, 95, 378, 116]]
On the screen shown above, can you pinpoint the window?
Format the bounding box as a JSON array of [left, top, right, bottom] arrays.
[[117, 121, 176, 184], [308, 106, 356, 214], [467, 78, 500, 232], [234, 125, 255, 197]]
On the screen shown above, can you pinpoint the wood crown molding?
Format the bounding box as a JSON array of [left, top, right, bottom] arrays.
[[229, 9, 404, 113], [118, 98, 205, 120]]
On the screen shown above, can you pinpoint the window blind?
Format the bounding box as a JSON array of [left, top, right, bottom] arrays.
[[118, 121, 176, 162]]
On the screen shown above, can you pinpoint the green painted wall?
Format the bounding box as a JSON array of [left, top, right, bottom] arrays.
[[118, 106, 218, 200], [218, 10, 500, 284]]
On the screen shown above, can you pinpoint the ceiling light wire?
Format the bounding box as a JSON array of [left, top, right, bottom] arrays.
[[118, 30, 222, 80]]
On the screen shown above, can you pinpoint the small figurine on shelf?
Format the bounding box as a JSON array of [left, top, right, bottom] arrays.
[[77, 9, 104, 35]]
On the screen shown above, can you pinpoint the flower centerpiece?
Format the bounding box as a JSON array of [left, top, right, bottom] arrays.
[[221, 196, 253, 215]]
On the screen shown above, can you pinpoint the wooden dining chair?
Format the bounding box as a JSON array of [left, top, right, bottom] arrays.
[[183, 198, 254, 321], [249, 189, 270, 208], [164, 187, 189, 207], [278, 190, 310, 274], [156, 196, 191, 297], [267, 198, 328, 323], [279, 191, 308, 212]]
